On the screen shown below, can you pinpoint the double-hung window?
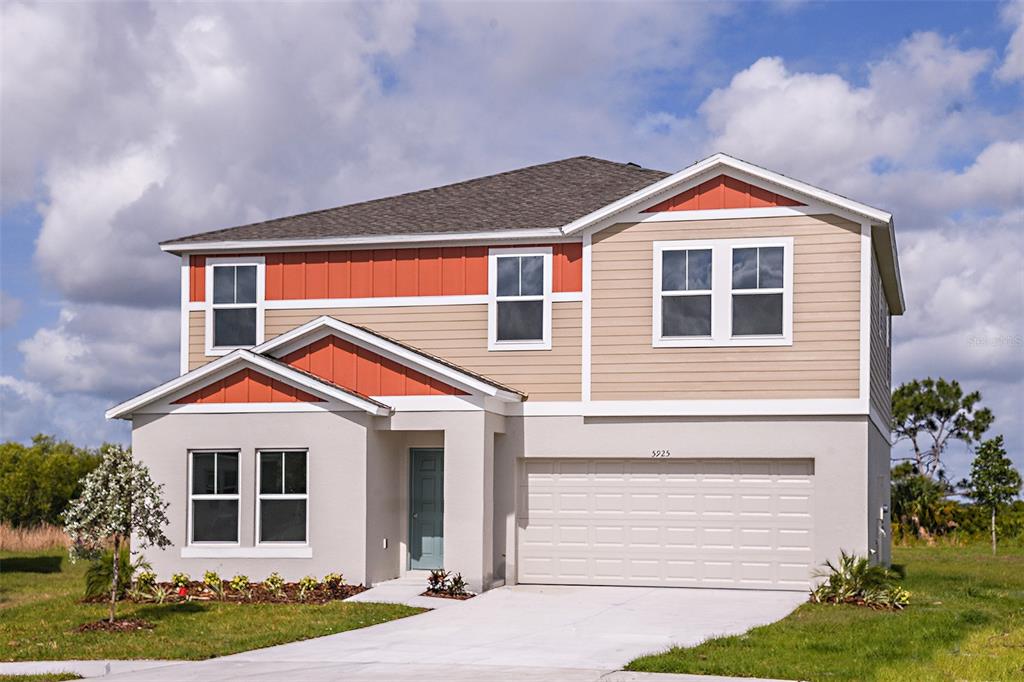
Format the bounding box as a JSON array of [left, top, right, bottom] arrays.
[[189, 451, 239, 544], [257, 450, 308, 544], [488, 247, 552, 350], [654, 238, 792, 347], [206, 257, 264, 353]]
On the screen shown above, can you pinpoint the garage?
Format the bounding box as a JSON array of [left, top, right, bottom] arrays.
[[516, 458, 815, 590]]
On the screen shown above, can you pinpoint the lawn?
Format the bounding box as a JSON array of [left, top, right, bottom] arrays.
[[0, 550, 424, 661], [628, 543, 1024, 681]]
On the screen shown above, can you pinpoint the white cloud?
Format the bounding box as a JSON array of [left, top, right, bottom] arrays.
[[0, 375, 129, 445], [997, 0, 1024, 82], [0, 291, 22, 329]]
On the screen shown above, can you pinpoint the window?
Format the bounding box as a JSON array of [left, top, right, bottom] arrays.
[[653, 238, 792, 347], [257, 451, 308, 543], [212, 264, 258, 347], [731, 246, 785, 336], [488, 247, 552, 350], [189, 451, 239, 544], [659, 249, 712, 338]]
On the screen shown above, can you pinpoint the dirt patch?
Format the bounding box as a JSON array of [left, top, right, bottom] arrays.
[[75, 618, 154, 633], [420, 590, 474, 601]]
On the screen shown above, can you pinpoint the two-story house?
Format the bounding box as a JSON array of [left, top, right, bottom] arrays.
[[109, 153, 903, 594]]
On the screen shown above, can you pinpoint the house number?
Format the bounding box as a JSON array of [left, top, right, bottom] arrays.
[[651, 449, 671, 458]]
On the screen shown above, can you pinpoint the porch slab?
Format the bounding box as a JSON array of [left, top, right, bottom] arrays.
[[347, 572, 465, 609]]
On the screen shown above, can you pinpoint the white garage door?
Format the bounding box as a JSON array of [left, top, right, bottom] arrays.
[[517, 458, 814, 590]]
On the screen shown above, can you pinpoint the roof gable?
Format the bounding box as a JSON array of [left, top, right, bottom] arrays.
[[280, 335, 467, 397], [172, 368, 323, 404], [643, 174, 804, 212]]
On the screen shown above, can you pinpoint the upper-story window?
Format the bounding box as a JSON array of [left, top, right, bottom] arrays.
[[488, 247, 552, 351], [654, 237, 793, 348], [205, 256, 265, 354]]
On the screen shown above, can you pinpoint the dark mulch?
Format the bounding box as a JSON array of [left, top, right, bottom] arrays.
[[86, 581, 368, 605], [420, 590, 474, 601], [75, 618, 154, 633]]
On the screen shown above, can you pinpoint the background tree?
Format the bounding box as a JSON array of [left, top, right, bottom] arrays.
[[0, 435, 101, 527], [891, 378, 993, 479], [890, 462, 958, 541], [962, 436, 1022, 555], [63, 444, 171, 622]]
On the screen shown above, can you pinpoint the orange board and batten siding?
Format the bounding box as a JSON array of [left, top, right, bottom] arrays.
[[280, 335, 466, 397], [188, 244, 582, 302], [591, 214, 861, 400], [644, 175, 804, 212], [173, 368, 324, 404]]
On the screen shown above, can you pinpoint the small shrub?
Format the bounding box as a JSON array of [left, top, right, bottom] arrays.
[[84, 548, 149, 600], [811, 550, 909, 610], [203, 570, 225, 598], [147, 584, 173, 604], [263, 572, 285, 596], [229, 574, 250, 594], [297, 575, 319, 600], [135, 570, 157, 591], [322, 572, 345, 589], [171, 572, 191, 589], [427, 569, 449, 592], [446, 572, 469, 597]]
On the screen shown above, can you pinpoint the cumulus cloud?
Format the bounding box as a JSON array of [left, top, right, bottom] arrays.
[[0, 291, 22, 329], [997, 0, 1024, 82], [0, 375, 129, 444]]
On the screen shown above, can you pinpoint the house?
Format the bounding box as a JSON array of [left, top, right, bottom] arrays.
[[108, 153, 902, 593]]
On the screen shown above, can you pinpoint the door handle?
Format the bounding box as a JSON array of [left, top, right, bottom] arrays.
[[412, 513, 419, 519]]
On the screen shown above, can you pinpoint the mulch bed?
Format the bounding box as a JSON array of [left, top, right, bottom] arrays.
[[85, 581, 367, 605], [420, 590, 474, 601], [76, 618, 154, 633]]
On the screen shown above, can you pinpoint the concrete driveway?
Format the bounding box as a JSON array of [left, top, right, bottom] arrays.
[[97, 584, 804, 680]]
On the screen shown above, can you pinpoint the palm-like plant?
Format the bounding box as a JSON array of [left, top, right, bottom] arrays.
[[811, 551, 909, 609]]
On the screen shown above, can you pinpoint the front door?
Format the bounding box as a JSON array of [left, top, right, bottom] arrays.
[[409, 448, 444, 570]]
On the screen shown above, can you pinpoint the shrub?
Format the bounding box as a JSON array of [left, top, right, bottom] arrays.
[[263, 572, 285, 596], [135, 570, 157, 591], [0, 435, 102, 527], [297, 575, 319, 600], [425, 569, 470, 597], [171, 572, 191, 589], [811, 551, 909, 610], [322, 572, 345, 589], [427, 569, 449, 592], [84, 547, 150, 600], [203, 570, 225, 598], [229, 574, 250, 593], [446, 572, 469, 597]]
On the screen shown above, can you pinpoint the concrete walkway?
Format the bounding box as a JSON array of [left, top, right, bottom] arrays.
[[4, 584, 804, 681], [345, 571, 465, 609]]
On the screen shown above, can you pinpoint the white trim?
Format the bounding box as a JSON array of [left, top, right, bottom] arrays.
[[204, 256, 266, 357], [499, 398, 871, 417], [187, 450, 241, 547], [254, 317, 523, 402], [106, 349, 391, 419], [619, 205, 830, 224], [487, 246, 553, 351], [256, 449, 309, 547], [161, 228, 566, 253], [381, 395, 485, 412], [869, 404, 889, 439], [859, 223, 872, 402], [140, 402, 358, 415], [180, 546, 313, 559], [552, 291, 583, 303], [652, 237, 794, 348], [581, 232, 592, 401], [180, 256, 190, 375], [265, 294, 488, 310]]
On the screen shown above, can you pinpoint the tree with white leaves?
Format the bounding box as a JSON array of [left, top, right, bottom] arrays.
[[63, 444, 171, 623]]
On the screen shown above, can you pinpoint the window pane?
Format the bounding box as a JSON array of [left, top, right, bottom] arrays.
[[519, 256, 544, 296], [662, 295, 712, 337], [217, 453, 238, 495], [759, 247, 784, 288], [661, 251, 686, 291], [235, 266, 257, 303], [284, 453, 307, 494], [260, 499, 307, 542], [496, 300, 543, 341], [732, 248, 758, 289], [192, 453, 216, 495], [213, 267, 235, 304], [192, 500, 238, 542], [214, 308, 257, 347], [733, 293, 783, 336], [687, 250, 712, 290], [260, 452, 283, 494], [496, 257, 520, 297]]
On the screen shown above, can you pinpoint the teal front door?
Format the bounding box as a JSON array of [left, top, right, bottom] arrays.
[[409, 449, 444, 570]]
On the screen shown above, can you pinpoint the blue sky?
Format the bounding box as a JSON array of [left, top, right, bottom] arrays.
[[1, 0, 1021, 481]]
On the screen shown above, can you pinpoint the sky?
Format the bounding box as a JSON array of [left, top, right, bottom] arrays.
[[0, 0, 1021, 482]]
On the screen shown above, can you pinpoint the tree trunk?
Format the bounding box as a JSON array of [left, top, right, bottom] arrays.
[[109, 535, 120, 623], [991, 506, 997, 556]]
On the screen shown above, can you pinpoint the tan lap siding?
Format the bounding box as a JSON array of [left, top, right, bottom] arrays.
[[870, 255, 892, 423], [188, 311, 207, 371], [264, 303, 582, 401], [591, 214, 862, 400]]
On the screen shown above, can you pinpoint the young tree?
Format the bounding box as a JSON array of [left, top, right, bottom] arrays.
[[891, 378, 993, 479], [63, 445, 171, 622], [963, 436, 1022, 555]]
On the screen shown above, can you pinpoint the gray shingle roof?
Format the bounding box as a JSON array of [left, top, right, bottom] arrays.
[[161, 156, 670, 245]]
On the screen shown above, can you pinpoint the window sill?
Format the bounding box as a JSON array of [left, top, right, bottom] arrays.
[[487, 340, 552, 352], [653, 336, 792, 348], [180, 546, 313, 559]]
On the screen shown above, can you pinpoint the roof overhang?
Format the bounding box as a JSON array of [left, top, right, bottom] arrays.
[[106, 349, 392, 420], [255, 316, 526, 402]]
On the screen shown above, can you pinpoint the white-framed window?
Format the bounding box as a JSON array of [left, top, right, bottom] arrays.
[[653, 237, 793, 347], [205, 256, 265, 354], [188, 451, 240, 545], [487, 247, 552, 351], [257, 450, 308, 544]]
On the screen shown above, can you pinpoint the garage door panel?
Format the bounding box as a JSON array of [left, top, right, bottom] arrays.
[[517, 458, 814, 589]]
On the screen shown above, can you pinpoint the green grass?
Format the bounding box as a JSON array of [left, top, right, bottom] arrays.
[[0, 675, 82, 681], [0, 550, 424, 661], [628, 544, 1024, 681]]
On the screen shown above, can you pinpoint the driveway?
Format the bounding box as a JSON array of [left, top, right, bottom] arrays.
[[97, 584, 804, 680]]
